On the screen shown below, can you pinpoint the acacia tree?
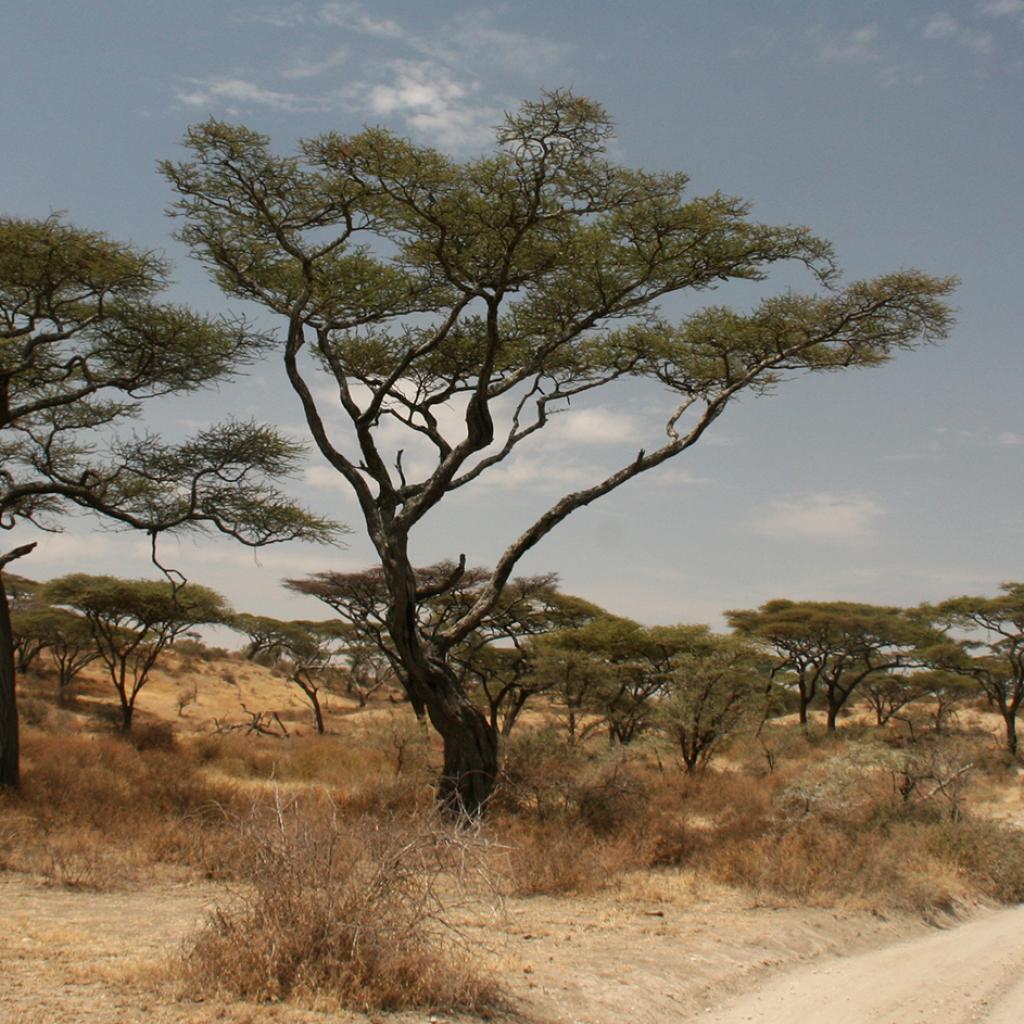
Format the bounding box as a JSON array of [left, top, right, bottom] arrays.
[[533, 617, 692, 744], [286, 563, 590, 735], [728, 600, 938, 732], [924, 584, 1024, 755], [164, 92, 955, 814], [43, 574, 230, 730], [656, 631, 767, 772], [11, 604, 99, 699], [0, 216, 334, 788]]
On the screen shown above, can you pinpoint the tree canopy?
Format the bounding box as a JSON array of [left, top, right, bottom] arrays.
[[923, 583, 1024, 754], [0, 215, 338, 785], [727, 600, 939, 731], [43, 574, 230, 730], [163, 90, 955, 814]]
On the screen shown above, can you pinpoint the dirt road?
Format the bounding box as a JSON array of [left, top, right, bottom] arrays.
[[700, 903, 1024, 1024], [3, 869, 1023, 1024]]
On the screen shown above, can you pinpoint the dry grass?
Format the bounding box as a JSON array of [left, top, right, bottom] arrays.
[[176, 793, 503, 1013], [486, 725, 1024, 915]]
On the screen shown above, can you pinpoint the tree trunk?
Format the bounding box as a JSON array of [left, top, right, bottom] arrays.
[[826, 701, 839, 732], [1003, 710, 1018, 757], [422, 673, 498, 818], [311, 691, 325, 734], [0, 576, 20, 791], [120, 697, 134, 732], [798, 687, 810, 729]]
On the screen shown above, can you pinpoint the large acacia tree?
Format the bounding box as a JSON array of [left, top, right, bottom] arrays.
[[0, 216, 334, 788], [163, 92, 955, 815]]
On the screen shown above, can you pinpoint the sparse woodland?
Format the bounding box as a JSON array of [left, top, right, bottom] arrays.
[[2, 93, 1021, 1018]]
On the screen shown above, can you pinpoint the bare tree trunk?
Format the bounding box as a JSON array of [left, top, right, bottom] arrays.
[[826, 701, 839, 732], [423, 667, 498, 818], [376, 543, 498, 816], [0, 545, 35, 791], [0, 575, 20, 790], [1003, 709, 1018, 757]]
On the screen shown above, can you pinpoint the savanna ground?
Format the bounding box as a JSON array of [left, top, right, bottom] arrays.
[[3, 648, 1024, 1024]]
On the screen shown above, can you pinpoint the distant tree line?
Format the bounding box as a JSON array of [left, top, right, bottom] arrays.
[[13, 567, 1024, 770]]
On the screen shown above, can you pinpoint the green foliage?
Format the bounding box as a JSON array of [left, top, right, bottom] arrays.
[[656, 632, 769, 771], [922, 583, 1024, 753], [42, 574, 231, 729], [162, 90, 955, 814], [0, 214, 335, 545], [728, 600, 942, 730]]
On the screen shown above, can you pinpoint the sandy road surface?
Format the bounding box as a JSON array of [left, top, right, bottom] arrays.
[[700, 903, 1024, 1024], [3, 869, 1021, 1024]]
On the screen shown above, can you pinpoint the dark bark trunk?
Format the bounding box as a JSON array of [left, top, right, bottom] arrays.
[[1004, 710, 1018, 757], [423, 673, 498, 818], [377, 538, 499, 817], [798, 688, 810, 729], [826, 702, 839, 732], [0, 575, 20, 791], [120, 697, 134, 732]]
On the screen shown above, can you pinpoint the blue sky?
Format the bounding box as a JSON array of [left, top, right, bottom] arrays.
[[3, 1, 1023, 627]]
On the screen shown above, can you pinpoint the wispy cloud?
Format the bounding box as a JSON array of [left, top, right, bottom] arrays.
[[318, 2, 405, 38], [817, 25, 880, 64], [242, 3, 308, 29], [980, 0, 1024, 16], [756, 492, 885, 541], [189, 3, 573, 150], [923, 13, 994, 53], [550, 407, 643, 446], [924, 13, 960, 40], [281, 47, 349, 80], [176, 77, 327, 113], [997, 431, 1024, 445]]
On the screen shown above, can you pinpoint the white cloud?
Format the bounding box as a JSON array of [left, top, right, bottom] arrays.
[[477, 455, 592, 490], [997, 431, 1024, 445], [176, 77, 326, 113], [243, 3, 307, 29], [980, 0, 1024, 16], [282, 48, 349, 80], [818, 25, 880, 64], [318, 2, 405, 38], [924, 13, 959, 39], [923, 12, 997, 53], [352, 59, 499, 148], [756, 492, 885, 541], [550, 408, 643, 446], [418, 14, 572, 79]]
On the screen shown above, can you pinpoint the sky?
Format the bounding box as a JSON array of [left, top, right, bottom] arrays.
[[2, 0, 1023, 631]]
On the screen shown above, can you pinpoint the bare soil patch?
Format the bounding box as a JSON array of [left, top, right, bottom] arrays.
[[1, 870, 928, 1024]]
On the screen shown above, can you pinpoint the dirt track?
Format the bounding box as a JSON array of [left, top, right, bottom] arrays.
[[700, 903, 1024, 1024], [3, 869, 1023, 1024]]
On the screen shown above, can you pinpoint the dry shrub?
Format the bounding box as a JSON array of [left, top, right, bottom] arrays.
[[692, 742, 1024, 915], [188, 724, 435, 815], [490, 730, 660, 894], [177, 795, 502, 1013], [495, 816, 647, 895]]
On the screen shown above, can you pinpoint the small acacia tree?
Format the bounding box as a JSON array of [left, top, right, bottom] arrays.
[[43, 574, 230, 730], [0, 215, 334, 788], [656, 630, 767, 772], [286, 564, 591, 736], [164, 92, 955, 814], [924, 584, 1024, 756], [727, 600, 938, 732], [11, 604, 99, 700]]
